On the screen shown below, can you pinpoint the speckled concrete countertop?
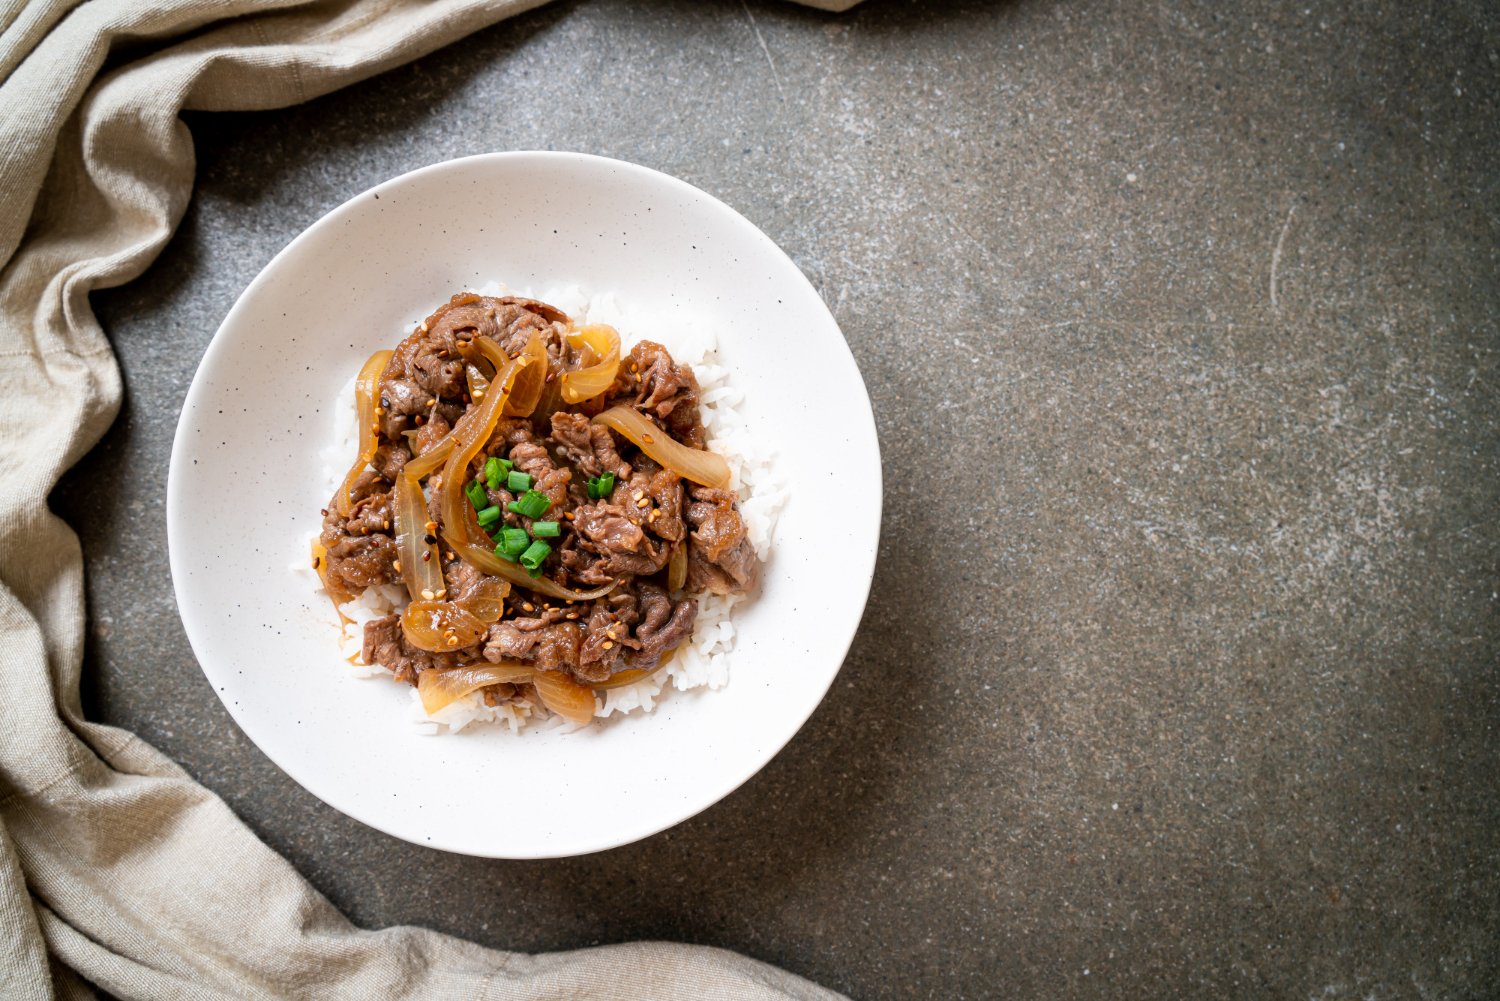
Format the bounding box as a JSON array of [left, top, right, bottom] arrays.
[[58, 1, 1499, 997]]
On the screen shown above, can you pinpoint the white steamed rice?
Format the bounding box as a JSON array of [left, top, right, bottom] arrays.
[[298, 284, 785, 734]]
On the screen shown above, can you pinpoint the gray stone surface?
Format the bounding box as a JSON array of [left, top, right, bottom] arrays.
[[55, 1, 1500, 997]]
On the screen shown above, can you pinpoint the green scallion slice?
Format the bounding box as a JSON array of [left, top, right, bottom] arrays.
[[507, 469, 533, 492], [475, 505, 501, 529], [586, 471, 617, 500], [507, 489, 550, 520], [519, 539, 552, 570], [498, 527, 530, 557], [530, 520, 560, 538], [465, 480, 487, 510]]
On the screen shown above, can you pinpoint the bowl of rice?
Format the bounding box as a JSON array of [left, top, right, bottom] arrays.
[[167, 152, 880, 858]]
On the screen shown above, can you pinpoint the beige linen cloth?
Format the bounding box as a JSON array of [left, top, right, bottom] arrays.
[[0, 1, 857, 998]]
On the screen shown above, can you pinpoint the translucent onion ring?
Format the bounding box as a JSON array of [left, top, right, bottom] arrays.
[[560, 324, 621, 404], [592, 405, 731, 488], [334, 348, 393, 516], [393, 470, 442, 602], [531, 670, 598, 723], [417, 662, 533, 715]]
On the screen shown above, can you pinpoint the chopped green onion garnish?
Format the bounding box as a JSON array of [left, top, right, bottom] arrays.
[[498, 527, 530, 557], [475, 505, 501, 529], [519, 539, 552, 570], [483, 457, 515, 490], [507, 489, 550, 520], [586, 471, 616, 500], [465, 480, 487, 510], [530, 520, 560, 538], [507, 469, 533, 492], [494, 546, 518, 562]]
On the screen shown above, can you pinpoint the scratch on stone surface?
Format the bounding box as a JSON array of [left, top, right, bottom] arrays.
[[742, 0, 786, 101], [1270, 201, 1296, 310]]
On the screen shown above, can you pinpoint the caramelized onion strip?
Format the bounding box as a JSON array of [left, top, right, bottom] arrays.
[[393, 470, 442, 601], [531, 670, 598, 723], [560, 324, 621, 403], [504, 332, 549, 417], [334, 349, 393, 516], [593, 406, 731, 488], [417, 662, 533, 715], [401, 601, 487, 653]]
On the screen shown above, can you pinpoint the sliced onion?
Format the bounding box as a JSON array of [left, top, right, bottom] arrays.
[[465, 361, 490, 404], [417, 662, 533, 715], [593, 406, 731, 488], [504, 332, 549, 417], [456, 576, 509, 623], [531, 670, 598, 724], [403, 440, 453, 482], [455, 545, 618, 603], [401, 600, 487, 653], [393, 471, 442, 602], [439, 351, 521, 553], [334, 349, 393, 516], [560, 324, 621, 403], [667, 542, 687, 592]]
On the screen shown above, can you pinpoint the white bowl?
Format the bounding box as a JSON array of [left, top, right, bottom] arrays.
[[168, 152, 880, 858]]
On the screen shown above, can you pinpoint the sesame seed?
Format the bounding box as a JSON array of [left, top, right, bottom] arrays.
[[636, 497, 650, 508], [393, 560, 402, 573], [311, 556, 321, 569], [633, 490, 645, 501], [425, 521, 437, 533], [642, 434, 654, 444], [523, 602, 534, 612], [602, 640, 613, 650], [446, 636, 458, 647], [421, 551, 432, 562], [421, 589, 434, 600]]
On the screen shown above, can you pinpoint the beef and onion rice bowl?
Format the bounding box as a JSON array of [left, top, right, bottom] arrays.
[[310, 291, 778, 732]]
